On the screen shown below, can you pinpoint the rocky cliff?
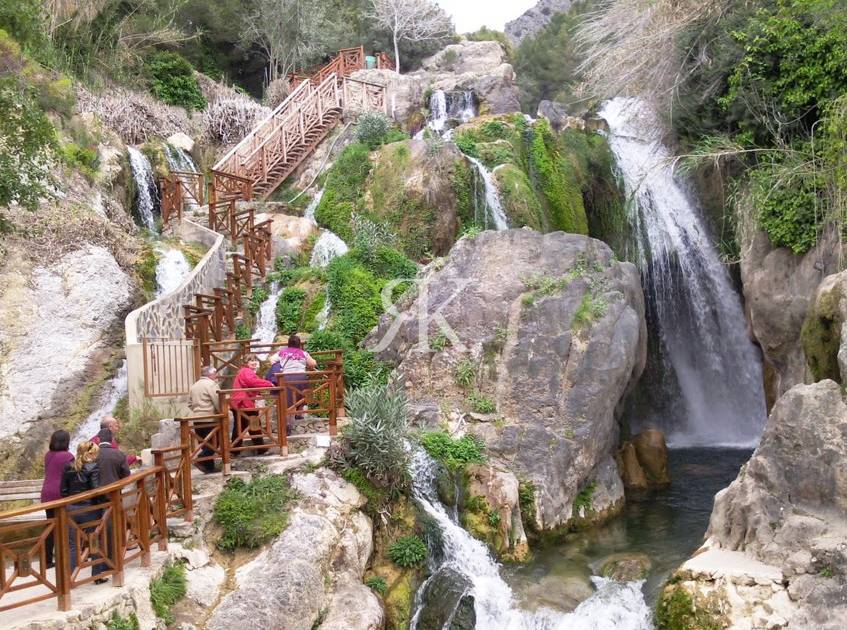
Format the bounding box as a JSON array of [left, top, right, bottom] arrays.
[[368, 229, 646, 530], [505, 0, 576, 45]]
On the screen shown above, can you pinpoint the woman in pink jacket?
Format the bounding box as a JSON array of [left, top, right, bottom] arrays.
[[231, 354, 274, 455], [41, 430, 74, 568]]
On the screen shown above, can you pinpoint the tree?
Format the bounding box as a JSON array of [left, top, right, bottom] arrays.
[[241, 0, 326, 85], [369, 0, 452, 73]]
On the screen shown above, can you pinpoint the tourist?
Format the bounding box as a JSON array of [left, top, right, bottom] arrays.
[[41, 430, 74, 569], [188, 366, 221, 473], [278, 335, 317, 426], [91, 428, 129, 582], [231, 354, 274, 455], [60, 441, 100, 576], [91, 417, 138, 466], [264, 353, 283, 386]]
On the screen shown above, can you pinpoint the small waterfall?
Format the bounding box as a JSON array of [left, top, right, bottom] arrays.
[[70, 361, 128, 453], [310, 230, 349, 267], [304, 188, 324, 224], [154, 244, 191, 297], [466, 156, 509, 231], [164, 144, 201, 211], [409, 450, 652, 629], [127, 147, 159, 231], [600, 98, 766, 447], [315, 293, 331, 330], [418, 89, 477, 138], [253, 281, 282, 355]]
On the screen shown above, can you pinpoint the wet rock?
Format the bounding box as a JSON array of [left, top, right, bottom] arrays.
[[465, 463, 529, 560], [597, 552, 651, 581], [367, 230, 647, 530], [416, 567, 476, 630], [631, 429, 670, 486], [617, 442, 648, 490]]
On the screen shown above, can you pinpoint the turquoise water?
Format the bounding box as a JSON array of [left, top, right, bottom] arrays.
[[504, 448, 752, 613]]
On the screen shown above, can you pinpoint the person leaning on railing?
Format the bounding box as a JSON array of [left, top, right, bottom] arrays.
[[188, 366, 221, 473], [266, 335, 317, 431], [231, 354, 273, 455], [60, 441, 100, 577], [41, 430, 74, 569]]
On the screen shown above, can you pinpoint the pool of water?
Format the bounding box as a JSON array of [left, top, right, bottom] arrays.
[[504, 448, 752, 613]]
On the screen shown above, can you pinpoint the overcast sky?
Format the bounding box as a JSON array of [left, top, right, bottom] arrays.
[[435, 0, 537, 33]]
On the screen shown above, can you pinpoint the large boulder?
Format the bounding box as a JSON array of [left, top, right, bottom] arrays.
[[206, 469, 382, 630], [464, 463, 529, 560], [741, 228, 841, 405], [801, 268, 847, 384], [664, 381, 847, 628], [367, 230, 647, 530], [505, 0, 577, 46]]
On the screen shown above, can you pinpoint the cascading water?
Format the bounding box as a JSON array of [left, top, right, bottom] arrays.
[[154, 244, 191, 297], [310, 231, 349, 267], [164, 145, 201, 211], [418, 89, 478, 138], [600, 98, 766, 447], [70, 361, 128, 453], [253, 281, 282, 356], [466, 156, 509, 231], [304, 188, 324, 224], [409, 450, 652, 630], [127, 147, 159, 231]]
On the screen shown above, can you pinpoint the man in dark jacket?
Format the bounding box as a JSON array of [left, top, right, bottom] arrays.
[[92, 428, 129, 582]]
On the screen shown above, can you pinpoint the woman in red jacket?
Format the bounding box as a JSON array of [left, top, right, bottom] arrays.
[[231, 354, 274, 455]]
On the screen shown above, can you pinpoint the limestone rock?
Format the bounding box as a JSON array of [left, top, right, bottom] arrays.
[[367, 230, 647, 529], [185, 563, 226, 608], [465, 463, 529, 560], [167, 132, 194, 152], [415, 567, 476, 630], [741, 228, 840, 404], [631, 429, 670, 486], [206, 469, 379, 630], [506, 0, 576, 45], [597, 552, 652, 582], [617, 442, 648, 490], [801, 268, 847, 384]]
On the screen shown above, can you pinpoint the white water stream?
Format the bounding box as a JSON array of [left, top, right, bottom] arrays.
[[164, 144, 201, 211], [253, 281, 282, 357], [127, 147, 158, 231], [154, 244, 191, 297], [466, 156, 509, 231], [600, 98, 766, 447], [70, 361, 128, 453], [410, 450, 652, 629]]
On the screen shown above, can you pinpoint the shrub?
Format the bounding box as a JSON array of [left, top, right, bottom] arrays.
[[105, 612, 140, 630], [146, 51, 206, 112], [344, 349, 392, 389], [518, 480, 536, 517], [202, 97, 271, 145], [466, 390, 496, 414], [306, 328, 353, 354], [248, 286, 270, 316], [356, 112, 392, 149], [572, 482, 596, 515], [276, 287, 307, 334], [387, 535, 428, 568], [61, 142, 99, 179], [149, 561, 187, 624], [235, 323, 251, 340], [213, 475, 297, 550], [454, 359, 476, 390], [655, 584, 724, 630], [326, 256, 385, 345], [341, 466, 387, 511], [420, 431, 485, 470], [365, 575, 388, 596], [314, 142, 372, 242], [343, 378, 410, 494]]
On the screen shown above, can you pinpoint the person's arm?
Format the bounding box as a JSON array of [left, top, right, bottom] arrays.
[[244, 371, 274, 389], [119, 454, 131, 479], [89, 464, 100, 490], [305, 352, 317, 370], [60, 467, 71, 498], [211, 385, 221, 413]]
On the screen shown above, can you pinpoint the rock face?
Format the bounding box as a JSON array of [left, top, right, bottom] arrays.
[[464, 463, 529, 560], [668, 380, 847, 628], [206, 469, 382, 630], [741, 228, 841, 405], [505, 0, 576, 45], [350, 40, 520, 131], [0, 245, 132, 471], [617, 428, 670, 489], [368, 230, 647, 529], [801, 268, 847, 384]]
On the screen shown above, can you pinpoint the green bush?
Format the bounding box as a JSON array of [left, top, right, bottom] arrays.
[[387, 535, 428, 568], [655, 584, 724, 630], [343, 378, 410, 494], [365, 575, 388, 596], [61, 142, 99, 178], [146, 51, 206, 112], [314, 142, 372, 242], [342, 466, 387, 511], [275, 287, 307, 334], [356, 111, 392, 149], [235, 323, 251, 340], [149, 561, 187, 624], [420, 431, 485, 470], [306, 328, 353, 354], [105, 612, 140, 630], [213, 475, 297, 550], [454, 359, 476, 390], [344, 349, 391, 389], [751, 161, 821, 254], [249, 285, 270, 316], [466, 390, 496, 414], [326, 256, 385, 345]]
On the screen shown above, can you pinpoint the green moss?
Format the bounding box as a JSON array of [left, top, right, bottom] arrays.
[[275, 287, 307, 335], [420, 431, 486, 470], [572, 482, 596, 516], [342, 466, 388, 516], [801, 283, 844, 383], [495, 164, 545, 230], [314, 142, 372, 242], [655, 584, 725, 630], [136, 242, 160, 300], [326, 257, 384, 345], [452, 158, 476, 227], [212, 475, 298, 550], [302, 290, 327, 333]]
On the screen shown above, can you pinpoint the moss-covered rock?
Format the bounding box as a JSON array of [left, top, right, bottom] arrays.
[[656, 581, 726, 630], [801, 275, 845, 383], [494, 164, 544, 230]]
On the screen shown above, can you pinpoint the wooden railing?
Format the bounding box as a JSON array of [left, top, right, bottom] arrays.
[[0, 467, 171, 613], [160, 171, 205, 226]]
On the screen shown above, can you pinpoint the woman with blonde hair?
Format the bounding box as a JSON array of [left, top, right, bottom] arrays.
[[60, 441, 101, 577]]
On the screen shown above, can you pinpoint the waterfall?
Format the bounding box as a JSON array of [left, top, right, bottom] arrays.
[[418, 89, 477, 138], [127, 147, 159, 231], [253, 281, 282, 356], [164, 144, 201, 211], [304, 188, 324, 224], [466, 156, 509, 231], [70, 361, 128, 453], [600, 97, 766, 447], [154, 244, 192, 297], [310, 230, 349, 267], [409, 450, 652, 629]]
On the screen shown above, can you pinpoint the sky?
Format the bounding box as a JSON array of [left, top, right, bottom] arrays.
[[435, 0, 537, 33]]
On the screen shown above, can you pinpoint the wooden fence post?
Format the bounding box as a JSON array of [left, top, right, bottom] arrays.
[[277, 386, 288, 456], [55, 506, 72, 611], [136, 478, 151, 568], [219, 392, 232, 475], [154, 465, 169, 551], [180, 439, 194, 522], [109, 489, 125, 587]]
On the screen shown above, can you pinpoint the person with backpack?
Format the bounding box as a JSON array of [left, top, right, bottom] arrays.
[[60, 441, 100, 578]]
